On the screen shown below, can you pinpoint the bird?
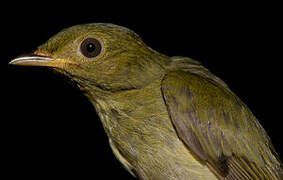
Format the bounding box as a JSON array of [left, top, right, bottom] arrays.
[[9, 23, 283, 179]]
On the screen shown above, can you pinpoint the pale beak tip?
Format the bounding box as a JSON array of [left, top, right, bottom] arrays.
[[9, 58, 22, 65]]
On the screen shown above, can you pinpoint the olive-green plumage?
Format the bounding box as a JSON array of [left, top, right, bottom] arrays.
[[10, 23, 283, 179]]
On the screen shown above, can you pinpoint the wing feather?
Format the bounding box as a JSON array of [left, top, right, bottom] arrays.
[[161, 59, 283, 179]]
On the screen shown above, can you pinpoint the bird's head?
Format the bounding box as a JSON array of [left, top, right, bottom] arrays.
[[10, 23, 169, 96]]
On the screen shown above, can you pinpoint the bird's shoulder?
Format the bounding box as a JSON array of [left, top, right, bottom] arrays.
[[166, 56, 229, 90]]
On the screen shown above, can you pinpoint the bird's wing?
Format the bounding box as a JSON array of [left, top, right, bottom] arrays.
[[161, 58, 283, 179]]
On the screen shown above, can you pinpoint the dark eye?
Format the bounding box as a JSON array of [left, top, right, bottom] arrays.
[[80, 38, 102, 58]]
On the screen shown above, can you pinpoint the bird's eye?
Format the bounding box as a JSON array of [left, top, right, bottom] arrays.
[[80, 38, 102, 58]]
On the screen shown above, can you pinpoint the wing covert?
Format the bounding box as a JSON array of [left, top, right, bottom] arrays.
[[161, 68, 282, 179]]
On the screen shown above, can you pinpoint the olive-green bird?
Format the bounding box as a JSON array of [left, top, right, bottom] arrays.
[[10, 23, 283, 179]]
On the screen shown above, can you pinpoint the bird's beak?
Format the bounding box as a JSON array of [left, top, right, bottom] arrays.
[[9, 54, 56, 67], [9, 54, 74, 68]]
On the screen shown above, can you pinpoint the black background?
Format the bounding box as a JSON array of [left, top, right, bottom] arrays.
[[4, 2, 282, 179]]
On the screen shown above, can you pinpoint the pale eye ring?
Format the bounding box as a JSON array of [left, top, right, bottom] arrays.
[[80, 38, 102, 58]]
